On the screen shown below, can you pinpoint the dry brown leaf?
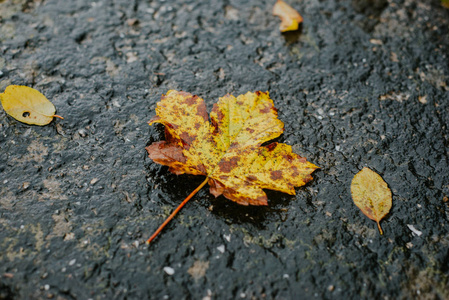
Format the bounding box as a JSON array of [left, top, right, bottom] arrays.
[[272, 0, 303, 32], [351, 167, 392, 234]]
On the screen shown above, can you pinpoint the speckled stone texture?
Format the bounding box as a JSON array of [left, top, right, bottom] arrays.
[[0, 0, 448, 299]]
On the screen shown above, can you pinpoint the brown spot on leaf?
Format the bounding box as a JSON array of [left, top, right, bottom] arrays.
[[180, 131, 194, 145], [196, 101, 209, 122], [259, 105, 272, 114], [283, 153, 293, 161], [270, 170, 283, 180], [364, 206, 374, 218], [219, 156, 240, 173], [291, 166, 299, 177], [195, 163, 206, 174], [247, 175, 257, 181], [216, 108, 225, 122], [266, 143, 277, 151], [184, 94, 199, 106]]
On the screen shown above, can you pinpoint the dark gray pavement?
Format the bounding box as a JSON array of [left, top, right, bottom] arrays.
[[0, 0, 448, 299]]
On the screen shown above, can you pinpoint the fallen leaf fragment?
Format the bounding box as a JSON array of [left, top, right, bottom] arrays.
[[0, 85, 63, 125], [442, 0, 449, 8], [146, 90, 318, 243], [273, 0, 303, 32], [351, 167, 392, 234]]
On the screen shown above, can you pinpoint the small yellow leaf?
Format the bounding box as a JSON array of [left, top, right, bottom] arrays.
[[272, 0, 303, 32], [0, 85, 63, 126], [350, 167, 392, 235]]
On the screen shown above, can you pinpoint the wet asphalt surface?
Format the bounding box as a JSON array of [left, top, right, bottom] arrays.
[[0, 0, 448, 299]]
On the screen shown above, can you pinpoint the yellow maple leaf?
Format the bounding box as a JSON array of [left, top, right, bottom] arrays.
[[146, 90, 318, 243], [351, 167, 392, 234], [0, 85, 63, 126]]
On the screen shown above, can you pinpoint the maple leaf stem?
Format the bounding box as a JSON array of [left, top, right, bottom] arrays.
[[377, 221, 383, 235], [52, 115, 64, 119], [146, 177, 209, 244]]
